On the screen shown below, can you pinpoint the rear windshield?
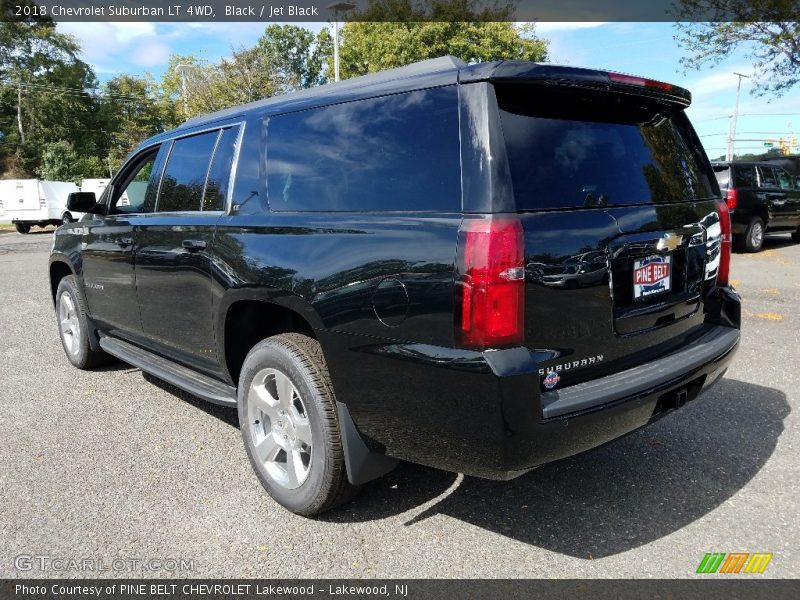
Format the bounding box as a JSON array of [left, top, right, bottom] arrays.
[[496, 85, 718, 210]]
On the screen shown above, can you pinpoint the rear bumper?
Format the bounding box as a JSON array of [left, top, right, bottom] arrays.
[[322, 288, 741, 481]]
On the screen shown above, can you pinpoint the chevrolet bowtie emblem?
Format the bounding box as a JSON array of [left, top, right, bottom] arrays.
[[657, 233, 683, 252]]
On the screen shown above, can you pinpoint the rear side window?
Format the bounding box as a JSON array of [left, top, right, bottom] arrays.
[[204, 126, 239, 211], [733, 165, 757, 188], [775, 167, 794, 189], [158, 131, 219, 212], [496, 85, 717, 210], [266, 86, 461, 212], [757, 166, 777, 188]]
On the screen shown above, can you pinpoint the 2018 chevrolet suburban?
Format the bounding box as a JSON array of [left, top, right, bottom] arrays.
[[49, 57, 741, 515]]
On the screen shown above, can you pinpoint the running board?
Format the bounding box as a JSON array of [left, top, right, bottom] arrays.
[[98, 335, 237, 408]]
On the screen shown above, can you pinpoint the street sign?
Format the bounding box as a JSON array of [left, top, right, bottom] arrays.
[[764, 142, 774, 147]]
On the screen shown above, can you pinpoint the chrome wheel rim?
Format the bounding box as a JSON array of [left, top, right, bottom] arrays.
[[751, 222, 763, 248], [247, 368, 312, 490], [58, 292, 81, 357]]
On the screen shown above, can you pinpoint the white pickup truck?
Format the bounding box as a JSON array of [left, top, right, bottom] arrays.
[[0, 179, 81, 233]]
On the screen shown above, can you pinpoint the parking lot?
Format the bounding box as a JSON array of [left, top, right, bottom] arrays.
[[0, 228, 797, 578]]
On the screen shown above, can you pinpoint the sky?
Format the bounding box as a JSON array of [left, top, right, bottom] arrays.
[[56, 21, 800, 160]]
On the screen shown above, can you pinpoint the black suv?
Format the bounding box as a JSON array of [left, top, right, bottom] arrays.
[[50, 57, 741, 515], [712, 160, 800, 252]]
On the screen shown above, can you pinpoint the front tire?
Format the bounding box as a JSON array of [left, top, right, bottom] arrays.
[[238, 333, 358, 516], [15, 223, 30, 234], [742, 217, 765, 253], [55, 275, 111, 369]]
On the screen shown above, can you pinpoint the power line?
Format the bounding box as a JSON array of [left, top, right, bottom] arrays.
[[701, 131, 797, 137], [696, 113, 800, 122], [0, 78, 155, 104]]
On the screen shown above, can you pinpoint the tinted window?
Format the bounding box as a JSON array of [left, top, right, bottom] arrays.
[[158, 131, 219, 212], [757, 166, 777, 188], [775, 167, 794, 189], [733, 164, 757, 188], [266, 86, 461, 212], [113, 149, 160, 214], [497, 85, 717, 209], [204, 126, 239, 211], [713, 165, 730, 189]]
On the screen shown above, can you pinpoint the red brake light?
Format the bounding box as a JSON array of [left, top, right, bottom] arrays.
[[456, 215, 525, 349], [609, 71, 673, 91], [716, 201, 732, 287], [725, 188, 738, 210]]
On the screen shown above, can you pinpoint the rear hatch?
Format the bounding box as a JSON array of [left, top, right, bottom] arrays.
[[0, 179, 42, 215], [494, 78, 723, 389]]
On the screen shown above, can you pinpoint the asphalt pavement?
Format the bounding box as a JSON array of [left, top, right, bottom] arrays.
[[0, 228, 797, 578]]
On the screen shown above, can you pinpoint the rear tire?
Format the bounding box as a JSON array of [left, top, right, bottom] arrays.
[[15, 223, 30, 234], [55, 275, 111, 369], [61, 213, 73, 226], [238, 333, 359, 516], [743, 217, 765, 253]]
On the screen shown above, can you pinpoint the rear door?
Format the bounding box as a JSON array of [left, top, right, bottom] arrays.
[[773, 166, 800, 224], [495, 82, 722, 388], [2, 180, 42, 219], [756, 165, 793, 225], [133, 125, 240, 376]]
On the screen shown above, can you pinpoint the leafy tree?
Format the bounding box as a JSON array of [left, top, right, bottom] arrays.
[[675, 0, 799, 97], [159, 53, 213, 120], [0, 13, 99, 175], [257, 25, 333, 90], [37, 140, 80, 181], [337, 21, 547, 78], [160, 26, 334, 120], [335, 1, 546, 78], [100, 74, 169, 168]]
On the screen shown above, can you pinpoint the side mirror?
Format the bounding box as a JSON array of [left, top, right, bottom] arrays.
[[67, 191, 97, 213]]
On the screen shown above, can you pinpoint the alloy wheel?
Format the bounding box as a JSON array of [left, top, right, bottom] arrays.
[[247, 368, 313, 490]]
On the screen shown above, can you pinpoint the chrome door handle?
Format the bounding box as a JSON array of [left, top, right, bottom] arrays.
[[181, 239, 207, 252]]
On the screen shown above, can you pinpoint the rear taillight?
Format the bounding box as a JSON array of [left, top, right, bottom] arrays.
[[725, 188, 738, 210], [456, 215, 525, 349], [716, 201, 732, 286]]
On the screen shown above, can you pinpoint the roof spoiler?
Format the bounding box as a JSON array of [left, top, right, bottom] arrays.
[[460, 61, 692, 108]]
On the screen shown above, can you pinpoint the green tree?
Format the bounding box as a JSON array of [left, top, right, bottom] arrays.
[[334, 1, 546, 78], [37, 140, 80, 181], [337, 21, 547, 78], [675, 0, 799, 97], [159, 26, 334, 121], [100, 74, 168, 168], [257, 24, 333, 90], [0, 14, 99, 175]]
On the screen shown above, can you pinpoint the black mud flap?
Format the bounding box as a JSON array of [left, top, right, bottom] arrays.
[[337, 401, 399, 485]]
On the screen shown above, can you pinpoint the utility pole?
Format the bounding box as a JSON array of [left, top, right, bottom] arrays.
[[174, 64, 193, 118], [328, 2, 355, 82], [726, 72, 750, 161], [16, 82, 25, 145]]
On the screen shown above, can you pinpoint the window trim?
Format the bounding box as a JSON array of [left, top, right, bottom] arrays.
[[106, 144, 163, 216], [756, 165, 778, 189], [153, 122, 244, 215]]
